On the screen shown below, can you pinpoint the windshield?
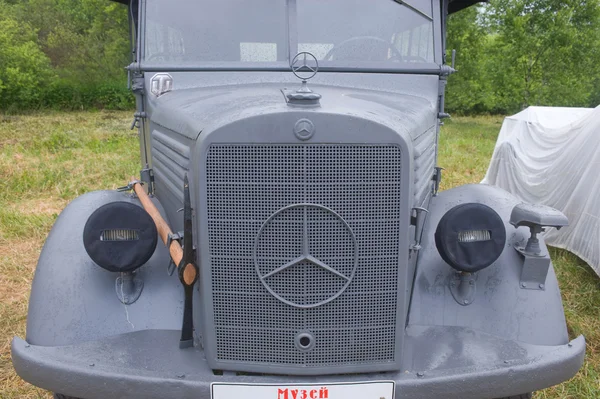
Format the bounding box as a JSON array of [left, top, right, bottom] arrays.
[[144, 0, 437, 69]]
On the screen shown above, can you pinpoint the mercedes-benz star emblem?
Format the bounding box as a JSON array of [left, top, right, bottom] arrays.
[[254, 204, 358, 309], [293, 118, 315, 140], [291, 52, 319, 81]]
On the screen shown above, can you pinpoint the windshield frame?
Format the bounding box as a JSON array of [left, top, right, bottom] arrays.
[[136, 0, 444, 74]]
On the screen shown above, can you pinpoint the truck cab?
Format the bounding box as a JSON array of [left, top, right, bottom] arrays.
[[12, 1, 584, 398]]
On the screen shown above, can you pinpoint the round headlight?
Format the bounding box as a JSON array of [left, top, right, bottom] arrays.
[[435, 203, 506, 273], [83, 202, 158, 273]]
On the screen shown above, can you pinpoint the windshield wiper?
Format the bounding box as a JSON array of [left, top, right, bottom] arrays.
[[392, 0, 433, 21]]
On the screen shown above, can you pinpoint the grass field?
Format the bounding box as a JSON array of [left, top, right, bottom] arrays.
[[0, 111, 598, 398]]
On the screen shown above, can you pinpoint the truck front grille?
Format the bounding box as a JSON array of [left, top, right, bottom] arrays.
[[205, 144, 402, 372]]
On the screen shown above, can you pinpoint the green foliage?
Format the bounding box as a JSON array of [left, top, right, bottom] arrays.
[[0, 1, 54, 110], [22, 0, 130, 83], [447, 0, 600, 115], [0, 0, 132, 111], [445, 6, 492, 113], [42, 80, 134, 110]]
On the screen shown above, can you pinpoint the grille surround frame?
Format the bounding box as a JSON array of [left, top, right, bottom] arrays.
[[200, 144, 409, 374], [196, 116, 412, 376]]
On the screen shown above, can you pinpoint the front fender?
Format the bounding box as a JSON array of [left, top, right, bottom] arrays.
[[409, 184, 569, 346], [26, 190, 183, 347]]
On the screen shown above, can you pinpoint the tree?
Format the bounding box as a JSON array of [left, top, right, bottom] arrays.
[[0, 0, 53, 109], [446, 4, 492, 114], [1, 0, 132, 110], [19, 0, 130, 83], [487, 0, 600, 111]]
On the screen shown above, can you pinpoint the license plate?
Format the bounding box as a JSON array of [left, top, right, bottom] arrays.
[[212, 381, 395, 399]]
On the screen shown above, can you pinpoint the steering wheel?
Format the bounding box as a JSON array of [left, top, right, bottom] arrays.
[[324, 36, 404, 62]]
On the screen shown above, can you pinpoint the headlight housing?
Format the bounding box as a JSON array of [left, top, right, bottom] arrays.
[[83, 202, 158, 273], [435, 203, 506, 273]]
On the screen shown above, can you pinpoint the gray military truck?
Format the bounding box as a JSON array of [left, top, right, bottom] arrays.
[[11, 1, 585, 398]]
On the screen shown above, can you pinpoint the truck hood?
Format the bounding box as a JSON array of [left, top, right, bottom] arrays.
[[147, 83, 437, 141]]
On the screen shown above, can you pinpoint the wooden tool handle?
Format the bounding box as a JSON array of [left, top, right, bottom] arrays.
[[131, 178, 197, 285]]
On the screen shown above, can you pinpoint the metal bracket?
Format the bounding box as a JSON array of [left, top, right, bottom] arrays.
[[131, 75, 145, 93], [140, 167, 155, 196], [509, 203, 567, 290], [117, 179, 141, 192], [167, 231, 184, 276], [432, 166, 444, 196], [116, 272, 144, 305], [449, 272, 476, 306], [410, 207, 429, 252], [167, 231, 184, 250], [440, 65, 457, 77], [130, 111, 147, 130], [515, 242, 550, 290]]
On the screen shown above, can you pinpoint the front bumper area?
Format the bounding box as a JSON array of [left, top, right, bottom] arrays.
[[12, 327, 584, 399]]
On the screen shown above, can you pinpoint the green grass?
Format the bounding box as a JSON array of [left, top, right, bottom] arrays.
[[0, 110, 138, 398], [0, 112, 598, 398]]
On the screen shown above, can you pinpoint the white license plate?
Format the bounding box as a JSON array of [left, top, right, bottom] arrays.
[[212, 381, 395, 399]]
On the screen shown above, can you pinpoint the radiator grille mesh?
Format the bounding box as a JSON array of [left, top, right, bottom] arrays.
[[206, 144, 402, 369]]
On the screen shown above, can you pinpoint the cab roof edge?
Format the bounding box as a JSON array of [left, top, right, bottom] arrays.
[[109, 0, 487, 15], [448, 0, 487, 14]]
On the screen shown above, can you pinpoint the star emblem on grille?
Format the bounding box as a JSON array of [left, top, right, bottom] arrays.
[[254, 204, 358, 309], [293, 119, 315, 140]]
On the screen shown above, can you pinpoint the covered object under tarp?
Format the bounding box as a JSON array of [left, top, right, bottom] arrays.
[[483, 106, 600, 276]]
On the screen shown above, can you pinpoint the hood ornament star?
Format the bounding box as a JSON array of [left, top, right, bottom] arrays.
[[286, 52, 322, 106], [291, 52, 319, 83]]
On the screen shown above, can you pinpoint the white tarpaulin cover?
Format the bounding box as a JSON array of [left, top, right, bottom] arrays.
[[482, 106, 600, 276]]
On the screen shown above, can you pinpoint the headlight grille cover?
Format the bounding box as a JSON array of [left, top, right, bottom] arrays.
[[458, 229, 491, 243], [100, 229, 140, 242]]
